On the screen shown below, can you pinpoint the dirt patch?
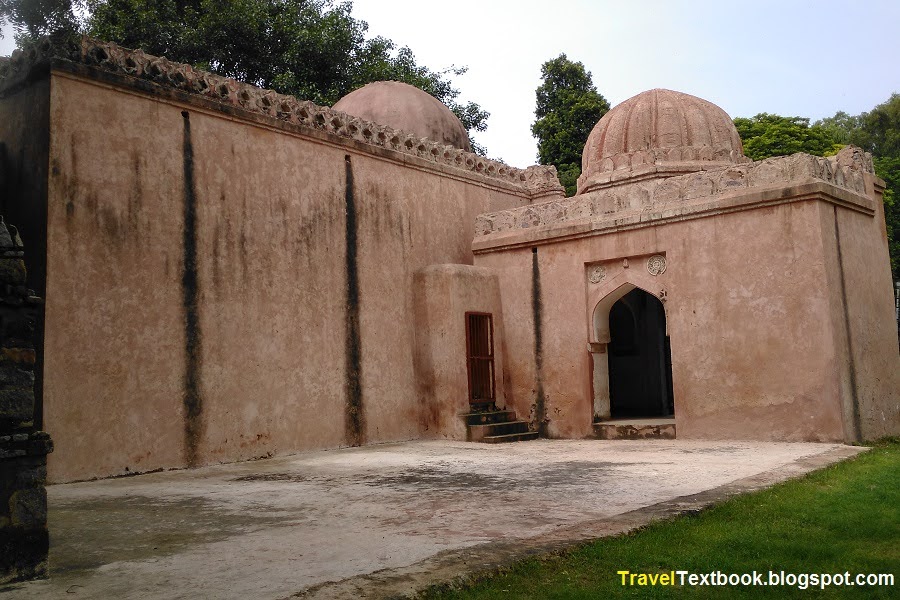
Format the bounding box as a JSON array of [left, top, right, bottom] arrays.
[[50, 495, 288, 573]]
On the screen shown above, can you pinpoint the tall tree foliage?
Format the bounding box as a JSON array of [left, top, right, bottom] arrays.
[[1, 0, 489, 154], [532, 54, 609, 196]]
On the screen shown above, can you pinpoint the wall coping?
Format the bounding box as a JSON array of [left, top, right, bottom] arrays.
[[0, 36, 564, 200]]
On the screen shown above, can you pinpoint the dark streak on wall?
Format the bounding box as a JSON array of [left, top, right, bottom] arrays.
[[181, 111, 204, 465], [531, 247, 547, 436], [344, 155, 364, 446], [833, 207, 861, 442]]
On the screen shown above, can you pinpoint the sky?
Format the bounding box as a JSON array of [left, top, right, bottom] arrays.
[[2, 0, 898, 167]]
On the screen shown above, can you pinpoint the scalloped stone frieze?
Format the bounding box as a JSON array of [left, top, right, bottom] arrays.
[[0, 36, 562, 196], [475, 151, 875, 237]]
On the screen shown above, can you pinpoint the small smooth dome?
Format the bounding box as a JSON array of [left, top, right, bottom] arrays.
[[333, 81, 471, 152], [578, 89, 746, 194]]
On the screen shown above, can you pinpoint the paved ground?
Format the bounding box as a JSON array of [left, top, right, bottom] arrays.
[[2, 439, 865, 599]]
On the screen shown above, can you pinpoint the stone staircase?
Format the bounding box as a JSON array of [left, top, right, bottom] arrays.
[[463, 404, 538, 443]]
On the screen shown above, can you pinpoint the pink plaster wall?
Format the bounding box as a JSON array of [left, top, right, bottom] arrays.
[[42, 75, 188, 480], [413, 264, 508, 440], [36, 71, 529, 482], [475, 195, 895, 443], [474, 247, 542, 433]]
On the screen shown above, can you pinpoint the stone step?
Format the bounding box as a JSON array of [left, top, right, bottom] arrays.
[[482, 431, 540, 444], [593, 419, 676, 440], [461, 409, 517, 426], [467, 420, 531, 442]]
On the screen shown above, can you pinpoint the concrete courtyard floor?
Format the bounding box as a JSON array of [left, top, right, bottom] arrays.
[[3, 439, 865, 599]]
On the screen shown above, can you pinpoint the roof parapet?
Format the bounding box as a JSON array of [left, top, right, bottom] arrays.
[[0, 36, 563, 198]]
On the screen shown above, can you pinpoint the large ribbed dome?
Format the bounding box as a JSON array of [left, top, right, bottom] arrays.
[[578, 89, 747, 194], [333, 81, 471, 151]]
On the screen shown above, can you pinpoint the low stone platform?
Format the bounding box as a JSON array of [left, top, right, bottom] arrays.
[[593, 418, 676, 440], [1, 439, 865, 600]]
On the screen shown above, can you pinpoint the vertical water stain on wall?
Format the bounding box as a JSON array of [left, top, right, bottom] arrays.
[[344, 155, 364, 446], [531, 247, 547, 436], [181, 111, 204, 465], [833, 207, 861, 442]]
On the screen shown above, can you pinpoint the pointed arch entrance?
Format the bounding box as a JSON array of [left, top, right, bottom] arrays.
[[589, 282, 674, 422], [607, 289, 673, 417]]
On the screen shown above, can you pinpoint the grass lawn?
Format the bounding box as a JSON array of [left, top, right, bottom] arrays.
[[422, 439, 899, 599]]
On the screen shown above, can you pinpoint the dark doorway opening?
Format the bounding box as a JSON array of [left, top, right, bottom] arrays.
[[465, 312, 495, 406], [608, 289, 674, 418]]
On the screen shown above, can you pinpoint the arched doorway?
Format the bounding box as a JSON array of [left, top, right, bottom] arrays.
[[607, 288, 674, 418]]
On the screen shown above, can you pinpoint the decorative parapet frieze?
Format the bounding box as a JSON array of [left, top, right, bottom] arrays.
[[0, 37, 559, 195], [475, 150, 875, 237]]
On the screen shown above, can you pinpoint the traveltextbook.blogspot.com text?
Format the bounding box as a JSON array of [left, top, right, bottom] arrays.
[[617, 570, 895, 590]]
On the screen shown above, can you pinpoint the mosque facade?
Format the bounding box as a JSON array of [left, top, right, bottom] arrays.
[[0, 37, 898, 484]]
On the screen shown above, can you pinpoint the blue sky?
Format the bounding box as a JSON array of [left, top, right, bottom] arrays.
[[3, 0, 899, 167]]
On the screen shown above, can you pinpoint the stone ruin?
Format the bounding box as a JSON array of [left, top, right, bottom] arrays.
[[0, 219, 51, 583]]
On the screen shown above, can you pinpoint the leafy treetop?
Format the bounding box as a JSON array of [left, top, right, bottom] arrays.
[[531, 53, 610, 196]]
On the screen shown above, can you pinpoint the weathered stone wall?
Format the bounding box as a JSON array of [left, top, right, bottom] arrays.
[[0, 40, 551, 482], [0, 219, 52, 584]]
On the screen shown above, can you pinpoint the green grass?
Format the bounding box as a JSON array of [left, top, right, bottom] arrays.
[[422, 439, 899, 599]]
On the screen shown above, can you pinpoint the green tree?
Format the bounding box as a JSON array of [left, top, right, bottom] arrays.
[[873, 155, 900, 280], [0, 0, 83, 42], [732, 113, 841, 161], [854, 94, 900, 157], [2, 0, 489, 154], [532, 54, 609, 196]]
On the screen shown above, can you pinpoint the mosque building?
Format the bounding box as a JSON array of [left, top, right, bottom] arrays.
[[0, 37, 897, 486]]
